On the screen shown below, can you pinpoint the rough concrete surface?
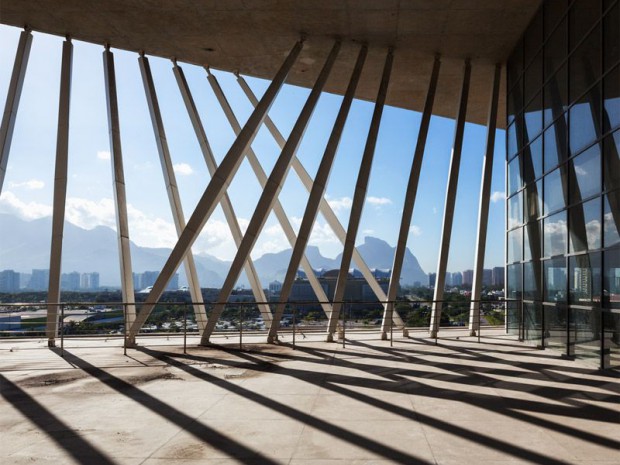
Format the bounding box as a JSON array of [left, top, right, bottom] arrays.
[[1, 329, 618, 464]]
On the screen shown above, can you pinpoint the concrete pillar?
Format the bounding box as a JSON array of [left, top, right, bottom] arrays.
[[381, 55, 441, 340], [268, 44, 368, 343], [128, 40, 304, 339], [200, 41, 341, 344], [46, 37, 72, 346], [326, 48, 394, 341], [0, 28, 32, 194], [468, 64, 502, 336], [429, 59, 471, 338], [138, 55, 208, 331], [103, 45, 137, 342]]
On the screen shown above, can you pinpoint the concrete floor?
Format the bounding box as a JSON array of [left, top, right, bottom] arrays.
[[1, 329, 618, 465]]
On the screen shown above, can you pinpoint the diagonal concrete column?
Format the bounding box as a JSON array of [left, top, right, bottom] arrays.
[[172, 62, 273, 328], [468, 63, 502, 336], [103, 45, 137, 341], [138, 55, 208, 331], [381, 55, 441, 340], [326, 48, 394, 342], [46, 37, 72, 346], [236, 75, 402, 325], [205, 69, 331, 320], [128, 40, 304, 339], [200, 41, 341, 344], [429, 59, 471, 338], [0, 28, 32, 194], [268, 44, 368, 343]]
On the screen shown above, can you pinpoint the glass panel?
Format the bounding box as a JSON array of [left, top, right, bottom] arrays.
[[507, 120, 520, 159], [544, 256, 567, 302], [543, 167, 566, 214], [507, 264, 522, 299], [545, 0, 568, 39], [508, 156, 521, 195], [602, 311, 620, 369], [603, 130, 620, 191], [524, 7, 543, 66], [604, 194, 620, 248], [508, 191, 523, 229], [545, 15, 567, 78], [508, 39, 523, 93], [524, 221, 542, 262], [569, 252, 601, 304], [525, 180, 543, 221], [524, 302, 542, 341], [544, 64, 568, 128], [569, 144, 601, 204], [544, 305, 567, 351], [571, 307, 601, 366], [544, 210, 567, 257], [569, 24, 602, 103], [569, 88, 601, 156], [523, 136, 543, 183], [570, 0, 601, 52], [603, 248, 620, 309], [569, 197, 602, 253], [524, 51, 543, 105], [506, 300, 521, 336], [508, 227, 523, 263], [524, 92, 543, 139], [524, 260, 541, 300], [604, 65, 620, 132], [544, 124, 566, 172], [603, 3, 619, 72]]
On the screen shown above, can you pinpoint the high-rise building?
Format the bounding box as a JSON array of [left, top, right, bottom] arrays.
[[428, 273, 436, 288], [452, 272, 463, 286], [492, 267, 505, 287], [482, 269, 493, 287], [0, 269, 20, 292], [61, 272, 81, 291], [29, 269, 49, 291], [80, 272, 100, 290], [462, 270, 474, 288]]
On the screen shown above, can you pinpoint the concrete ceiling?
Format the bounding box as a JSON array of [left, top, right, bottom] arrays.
[[0, 0, 542, 127]]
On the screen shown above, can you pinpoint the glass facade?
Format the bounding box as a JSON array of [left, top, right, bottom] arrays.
[[506, 0, 620, 370]]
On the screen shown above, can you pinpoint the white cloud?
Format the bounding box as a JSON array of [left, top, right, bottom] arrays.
[[491, 191, 506, 203], [97, 150, 111, 160], [8, 179, 45, 190], [327, 196, 352, 212], [366, 196, 392, 206], [432, 206, 438, 215], [362, 229, 375, 235], [173, 163, 194, 176], [574, 165, 587, 176], [409, 225, 422, 236], [0, 191, 52, 219]]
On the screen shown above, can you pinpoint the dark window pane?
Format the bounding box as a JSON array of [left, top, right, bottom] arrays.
[[544, 123, 567, 172], [507, 119, 520, 159], [524, 92, 543, 139], [523, 135, 543, 183], [525, 51, 543, 105], [569, 24, 602, 103], [544, 64, 568, 128], [604, 3, 619, 72], [524, 261, 541, 300], [570, 87, 602, 156], [545, 0, 568, 39], [525, 180, 543, 221], [544, 256, 567, 301], [508, 191, 523, 229], [544, 167, 567, 214], [524, 221, 542, 262], [524, 6, 543, 66], [508, 39, 523, 92], [508, 227, 523, 263], [603, 248, 620, 308], [508, 156, 521, 195], [507, 264, 523, 299], [570, 0, 601, 51], [545, 16, 567, 78], [571, 307, 601, 364], [603, 130, 620, 191], [544, 210, 567, 257], [604, 193, 620, 247], [569, 197, 602, 253], [569, 253, 601, 304], [544, 305, 567, 350], [523, 302, 542, 341], [604, 65, 620, 132], [569, 144, 601, 204]]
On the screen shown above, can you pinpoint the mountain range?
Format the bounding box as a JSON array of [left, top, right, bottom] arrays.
[[0, 214, 427, 288]]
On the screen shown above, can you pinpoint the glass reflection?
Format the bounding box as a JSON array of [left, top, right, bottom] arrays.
[[569, 198, 601, 253], [570, 91, 601, 156], [544, 256, 567, 302], [525, 181, 543, 221], [604, 194, 620, 247], [544, 64, 568, 129], [524, 221, 541, 262], [524, 92, 543, 139], [569, 24, 601, 103], [523, 302, 542, 341], [603, 65, 619, 132], [544, 305, 567, 350], [569, 253, 601, 304], [524, 261, 541, 300], [603, 130, 620, 191], [603, 3, 619, 72], [571, 307, 601, 365], [507, 264, 522, 299], [544, 124, 566, 172], [508, 156, 521, 195], [604, 248, 620, 309], [508, 228, 523, 263], [508, 191, 523, 229], [544, 210, 567, 257], [523, 136, 543, 183], [569, 144, 601, 204], [544, 168, 566, 214]]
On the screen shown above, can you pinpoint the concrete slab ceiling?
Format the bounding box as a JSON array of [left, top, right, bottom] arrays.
[[0, 0, 542, 127]]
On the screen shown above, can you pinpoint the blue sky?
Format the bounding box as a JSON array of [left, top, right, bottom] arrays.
[[0, 25, 506, 276]]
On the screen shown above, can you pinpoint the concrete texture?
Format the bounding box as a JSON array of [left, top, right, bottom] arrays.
[[0, 1, 542, 127], [1, 329, 619, 464]]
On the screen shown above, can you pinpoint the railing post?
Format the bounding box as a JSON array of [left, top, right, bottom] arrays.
[[60, 304, 64, 357], [123, 303, 127, 356], [478, 300, 481, 343], [240, 305, 244, 350], [292, 307, 296, 350], [183, 303, 187, 355]]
